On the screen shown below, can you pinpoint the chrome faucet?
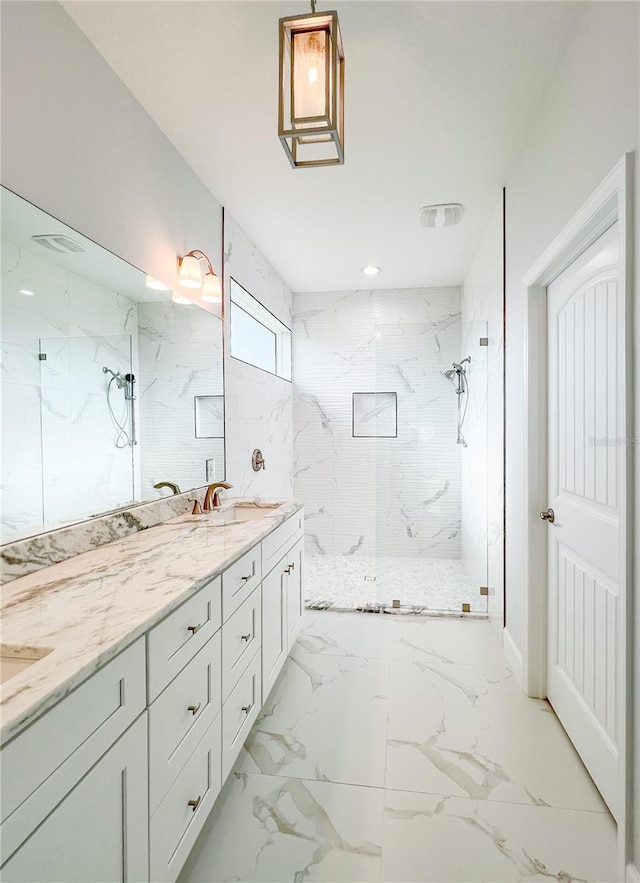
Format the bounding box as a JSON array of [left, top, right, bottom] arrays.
[[203, 482, 233, 511], [154, 481, 181, 495]]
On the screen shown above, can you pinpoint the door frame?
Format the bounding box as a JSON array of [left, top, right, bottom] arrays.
[[521, 153, 633, 875]]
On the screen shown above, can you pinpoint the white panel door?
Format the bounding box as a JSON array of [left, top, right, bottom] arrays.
[[546, 222, 621, 819]]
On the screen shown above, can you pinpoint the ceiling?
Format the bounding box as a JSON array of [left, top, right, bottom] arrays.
[[62, 1, 581, 293]]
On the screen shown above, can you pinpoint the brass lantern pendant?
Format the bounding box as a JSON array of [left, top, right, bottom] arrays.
[[278, 6, 345, 168]]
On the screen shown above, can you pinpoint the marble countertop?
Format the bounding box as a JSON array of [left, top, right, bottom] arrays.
[[0, 500, 302, 747]]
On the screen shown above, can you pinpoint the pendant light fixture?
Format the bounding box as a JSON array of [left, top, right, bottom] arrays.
[[177, 249, 222, 303], [278, 0, 345, 168]]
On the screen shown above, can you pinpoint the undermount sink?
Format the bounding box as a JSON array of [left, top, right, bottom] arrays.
[[209, 502, 282, 525], [0, 644, 53, 686]]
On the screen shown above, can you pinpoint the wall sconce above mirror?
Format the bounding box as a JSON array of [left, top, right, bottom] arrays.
[[178, 249, 222, 303], [0, 186, 226, 543]]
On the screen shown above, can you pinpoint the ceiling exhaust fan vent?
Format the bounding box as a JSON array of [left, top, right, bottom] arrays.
[[418, 204, 464, 229], [31, 234, 87, 254]]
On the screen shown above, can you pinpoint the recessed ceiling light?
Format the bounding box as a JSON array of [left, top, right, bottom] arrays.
[[145, 275, 170, 291], [361, 266, 381, 276], [172, 292, 192, 305], [19, 288, 35, 297]]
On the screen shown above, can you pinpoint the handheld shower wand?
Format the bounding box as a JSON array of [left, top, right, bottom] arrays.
[[103, 366, 137, 447], [441, 357, 471, 446]]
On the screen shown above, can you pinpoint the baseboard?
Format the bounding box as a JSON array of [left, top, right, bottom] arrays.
[[626, 862, 640, 883], [502, 627, 523, 686]]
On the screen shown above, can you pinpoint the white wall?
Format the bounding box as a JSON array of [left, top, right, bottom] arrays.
[[462, 196, 504, 638], [293, 288, 462, 559], [223, 213, 294, 499], [1, 1, 223, 297], [500, 2, 638, 871]]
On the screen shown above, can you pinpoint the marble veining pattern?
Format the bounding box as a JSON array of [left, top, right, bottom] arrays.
[[304, 552, 485, 613], [180, 611, 615, 883], [293, 288, 463, 562], [137, 300, 224, 498], [0, 500, 302, 745], [0, 486, 216, 582]]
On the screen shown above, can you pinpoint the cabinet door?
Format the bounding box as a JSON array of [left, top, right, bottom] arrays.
[[261, 563, 287, 699], [1, 715, 148, 883], [285, 538, 304, 648]]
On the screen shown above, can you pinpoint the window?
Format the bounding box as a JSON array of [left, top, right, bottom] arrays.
[[229, 279, 292, 380]]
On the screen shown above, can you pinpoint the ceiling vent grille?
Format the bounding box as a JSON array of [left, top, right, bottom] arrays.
[[418, 204, 464, 229], [31, 234, 86, 254]]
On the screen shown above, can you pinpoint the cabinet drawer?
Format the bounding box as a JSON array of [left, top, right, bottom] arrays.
[[222, 649, 261, 779], [221, 546, 261, 622], [0, 639, 145, 862], [222, 586, 262, 702], [149, 630, 222, 813], [150, 714, 222, 883], [261, 509, 304, 577], [148, 576, 222, 701]]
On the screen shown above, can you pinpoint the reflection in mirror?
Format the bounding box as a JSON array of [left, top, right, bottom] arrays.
[[0, 186, 225, 542]]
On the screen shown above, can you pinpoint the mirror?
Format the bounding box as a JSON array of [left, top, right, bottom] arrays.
[[0, 186, 225, 542]]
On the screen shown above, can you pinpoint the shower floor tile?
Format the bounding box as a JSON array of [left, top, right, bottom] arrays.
[[304, 553, 485, 614]]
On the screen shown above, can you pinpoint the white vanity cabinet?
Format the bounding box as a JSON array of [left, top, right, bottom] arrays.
[[1, 715, 149, 883], [0, 506, 304, 883], [261, 511, 305, 700], [0, 640, 148, 883]]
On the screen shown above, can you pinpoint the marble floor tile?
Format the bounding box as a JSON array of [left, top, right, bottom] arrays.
[[297, 610, 505, 668], [178, 772, 384, 883], [388, 615, 505, 667], [297, 610, 396, 659], [385, 659, 608, 813], [381, 790, 617, 882], [237, 649, 390, 788]]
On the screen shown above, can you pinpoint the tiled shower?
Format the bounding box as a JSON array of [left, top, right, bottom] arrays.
[[293, 287, 490, 614]]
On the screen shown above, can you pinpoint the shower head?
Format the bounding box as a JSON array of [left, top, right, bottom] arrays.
[[103, 366, 126, 389]]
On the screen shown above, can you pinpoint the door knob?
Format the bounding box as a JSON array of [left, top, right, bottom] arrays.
[[540, 508, 555, 523]]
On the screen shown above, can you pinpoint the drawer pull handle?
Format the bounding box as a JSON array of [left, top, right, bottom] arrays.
[[187, 796, 202, 813], [241, 704, 253, 715], [241, 633, 252, 642], [188, 703, 201, 716], [187, 623, 202, 635]]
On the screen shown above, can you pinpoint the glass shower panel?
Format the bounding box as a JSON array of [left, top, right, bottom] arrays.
[[39, 334, 135, 529], [369, 314, 489, 614], [459, 320, 489, 612]]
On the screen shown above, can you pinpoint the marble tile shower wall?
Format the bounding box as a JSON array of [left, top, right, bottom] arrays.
[[293, 288, 463, 559], [223, 214, 294, 499], [137, 301, 224, 498], [1, 238, 139, 541]]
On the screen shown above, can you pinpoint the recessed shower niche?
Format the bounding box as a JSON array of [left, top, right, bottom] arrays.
[[0, 186, 225, 542]]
